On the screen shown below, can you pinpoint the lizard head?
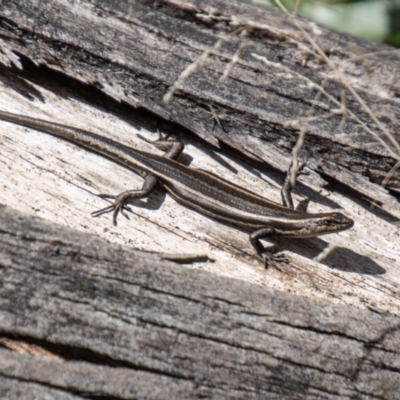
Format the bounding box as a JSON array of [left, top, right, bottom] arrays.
[[303, 211, 354, 237]]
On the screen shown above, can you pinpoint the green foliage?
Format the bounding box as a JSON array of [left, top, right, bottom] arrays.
[[251, 0, 400, 47], [386, 31, 400, 46]]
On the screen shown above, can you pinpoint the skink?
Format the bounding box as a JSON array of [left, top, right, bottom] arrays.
[[0, 110, 354, 265]]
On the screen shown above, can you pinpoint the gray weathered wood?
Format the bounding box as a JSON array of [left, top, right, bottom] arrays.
[[0, 0, 399, 314], [1, 0, 400, 397], [1, 0, 400, 214], [1, 204, 400, 399]]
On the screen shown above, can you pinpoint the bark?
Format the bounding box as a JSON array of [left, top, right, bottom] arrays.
[[1, 0, 400, 213], [0, 0, 400, 397], [1, 204, 400, 399]]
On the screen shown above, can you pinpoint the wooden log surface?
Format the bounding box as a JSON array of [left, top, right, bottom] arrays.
[[0, 0, 399, 312], [1, 204, 400, 399], [1, 0, 400, 205], [0, 0, 400, 397]]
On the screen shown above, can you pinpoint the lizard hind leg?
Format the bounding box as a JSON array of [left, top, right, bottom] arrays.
[[91, 174, 158, 226], [137, 130, 184, 160], [281, 159, 309, 210]]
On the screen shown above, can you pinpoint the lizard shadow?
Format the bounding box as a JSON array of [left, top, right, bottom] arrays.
[[272, 236, 386, 275], [0, 65, 46, 102]]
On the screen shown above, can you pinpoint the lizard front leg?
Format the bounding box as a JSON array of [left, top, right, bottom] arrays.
[[249, 227, 288, 269]]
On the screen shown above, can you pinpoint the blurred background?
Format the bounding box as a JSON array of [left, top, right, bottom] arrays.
[[244, 0, 400, 47]]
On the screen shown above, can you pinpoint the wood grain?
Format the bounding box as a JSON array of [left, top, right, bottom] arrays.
[[0, 0, 400, 397], [1, 0, 400, 212], [1, 204, 400, 399]]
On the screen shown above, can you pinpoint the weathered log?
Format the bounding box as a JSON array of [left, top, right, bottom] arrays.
[[1, 0, 400, 208], [0, 0, 400, 397], [0, 204, 400, 399]]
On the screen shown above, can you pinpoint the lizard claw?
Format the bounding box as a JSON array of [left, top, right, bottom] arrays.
[[91, 193, 132, 225], [260, 251, 289, 271]]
